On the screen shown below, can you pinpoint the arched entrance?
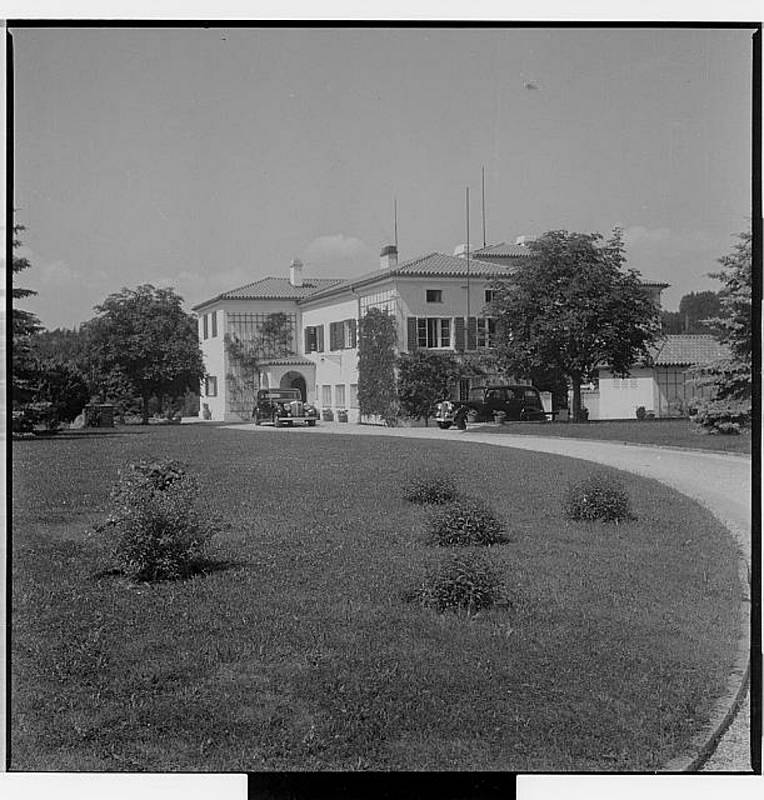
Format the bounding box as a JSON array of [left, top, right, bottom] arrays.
[[280, 371, 307, 402]]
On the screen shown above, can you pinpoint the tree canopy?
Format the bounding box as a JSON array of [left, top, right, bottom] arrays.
[[488, 229, 662, 420], [12, 224, 43, 406], [691, 228, 752, 406], [85, 285, 205, 424], [397, 350, 459, 426], [661, 290, 721, 334]]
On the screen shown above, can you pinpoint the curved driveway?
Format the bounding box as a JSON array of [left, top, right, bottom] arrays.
[[229, 421, 753, 771]]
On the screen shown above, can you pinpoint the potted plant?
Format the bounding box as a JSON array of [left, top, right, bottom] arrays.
[[337, 408, 349, 423], [322, 408, 334, 422]]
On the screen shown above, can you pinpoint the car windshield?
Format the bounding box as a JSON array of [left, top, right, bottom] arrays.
[[260, 390, 300, 401]]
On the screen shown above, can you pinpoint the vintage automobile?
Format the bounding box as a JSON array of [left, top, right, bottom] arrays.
[[253, 388, 318, 427], [434, 384, 547, 429]]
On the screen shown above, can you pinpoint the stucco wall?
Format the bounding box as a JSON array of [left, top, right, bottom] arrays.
[[198, 307, 227, 421], [597, 369, 657, 420]]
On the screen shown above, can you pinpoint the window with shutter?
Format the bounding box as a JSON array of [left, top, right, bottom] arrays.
[[203, 314, 209, 340], [316, 325, 324, 352], [211, 311, 218, 337], [467, 317, 477, 350], [407, 317, 418, 351], [454, 317, 465, 351]]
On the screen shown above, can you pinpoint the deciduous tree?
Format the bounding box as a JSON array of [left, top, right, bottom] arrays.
[[488, 229, 662, 421], [397, 351, 459, 426], [85, 285, 205, 424]]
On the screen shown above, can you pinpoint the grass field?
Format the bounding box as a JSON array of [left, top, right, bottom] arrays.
[[476, 417, 752, 454], [11, 425, 743, 771]]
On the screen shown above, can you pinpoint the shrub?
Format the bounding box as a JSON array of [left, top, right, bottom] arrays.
[[408, 552, 505, 613], [635, 406, 646, 421], [563, 471, 634, 523], [690, 399, 751, 435], [103, 459, 215, 581], [427, 497, 507, 546], [402, 472, 459, 505]]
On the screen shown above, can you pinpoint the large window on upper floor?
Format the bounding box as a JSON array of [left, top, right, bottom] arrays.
[[417, 317, 452, 349]]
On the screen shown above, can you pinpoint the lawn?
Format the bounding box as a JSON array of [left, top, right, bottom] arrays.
[[475, 417, 752, 454], [11, 425, 743, 771]]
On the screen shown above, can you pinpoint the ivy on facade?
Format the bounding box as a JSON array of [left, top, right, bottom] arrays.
[[357, 308, 398, 423]]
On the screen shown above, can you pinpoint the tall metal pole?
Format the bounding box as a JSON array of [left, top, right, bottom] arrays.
[[394, 197, 398, 250], [466, 186, 471, 325], [481, 166, 487, 248]]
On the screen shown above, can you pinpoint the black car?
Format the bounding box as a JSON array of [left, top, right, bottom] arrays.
[[434, 385, 547, 429], [253, 389, 318, 427]]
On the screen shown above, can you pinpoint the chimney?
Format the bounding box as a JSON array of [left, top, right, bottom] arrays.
[[453, 244, 470, 258], [289, 258, 303, 287], [515, 235, 534, 247], [379, 244, 398, 270]]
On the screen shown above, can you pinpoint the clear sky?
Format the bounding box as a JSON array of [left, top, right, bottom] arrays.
[[10, 25, 754, 329]]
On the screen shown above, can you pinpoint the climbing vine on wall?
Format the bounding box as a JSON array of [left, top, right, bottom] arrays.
[[225, 312, 293, 415], [357, 308, 398, 424]]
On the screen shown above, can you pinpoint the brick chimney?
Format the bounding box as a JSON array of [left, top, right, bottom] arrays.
[[379, 244, 398, 270], [289, 258, 304, 287]]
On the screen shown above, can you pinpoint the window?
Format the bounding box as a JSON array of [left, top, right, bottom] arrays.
[[484, 289, 497, 304], [305, 325, 325, 353], [476, 318, 496, 348], [343, 319, 357, 348], [211, 311, 218, 337], [349, 384, 359, 408], [426, 289, 443, 303], [205, 376, 217, 397], [322, 385, 332, 407], [329, 319, 357, 350], [202, 314, 209, 340], [335, 384, 346, 407], [417, 317, 452, 348]]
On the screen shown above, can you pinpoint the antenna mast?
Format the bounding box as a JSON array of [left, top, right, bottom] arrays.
[[481, 166, 487, 248], [394, 197, 398, 250], [466, 186, 471, 325]]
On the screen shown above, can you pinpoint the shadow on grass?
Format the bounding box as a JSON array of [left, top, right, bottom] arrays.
[[92, 558, 250, 583]]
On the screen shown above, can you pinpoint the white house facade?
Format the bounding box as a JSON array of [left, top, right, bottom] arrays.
[[193, 240, 679, 423]]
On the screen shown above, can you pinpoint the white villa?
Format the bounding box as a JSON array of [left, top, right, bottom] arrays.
[[192, 239, 718, 423]]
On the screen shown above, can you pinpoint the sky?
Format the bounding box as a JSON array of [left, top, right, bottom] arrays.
[[9, 24, 754, 329]]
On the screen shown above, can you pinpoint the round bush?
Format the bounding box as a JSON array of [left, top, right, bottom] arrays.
[[402, 472, 459, 505], [105, 459, 215, 581], [563, 471, 634, 523], [427, 497, 507, 546], [409, 552, 504, 613]]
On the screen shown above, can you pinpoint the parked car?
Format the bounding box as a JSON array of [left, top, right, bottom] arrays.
[[253, 389, 318, 427], [434, 385, 547, 429]]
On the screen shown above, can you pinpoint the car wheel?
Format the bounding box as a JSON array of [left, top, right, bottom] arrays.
[[273, 413, 283, 428], [307, 420, 316, 426], [437, 422, 452, 430]]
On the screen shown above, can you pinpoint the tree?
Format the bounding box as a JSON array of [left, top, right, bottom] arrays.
[[488, 229, 662, 421], [36, 358, 90, 422], [397, 351, 460, 426], [689, 228, 752, 416], [357, 308, 398, 423], [85, 285, 205, 424], [661, 290, 721, 334], [11, 224, 43, 407]]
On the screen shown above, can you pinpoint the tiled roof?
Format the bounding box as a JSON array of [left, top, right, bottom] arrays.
[[299, 252, 516, 303], [395, 251, 517, 277], [258, 356, 315, 367], [192, 277, 343, 309], [650, 335, 730, 366], [472, 242, 535, 258]]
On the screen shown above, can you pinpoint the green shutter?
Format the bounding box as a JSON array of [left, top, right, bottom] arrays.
[[454, 317, 465, 351], [467, 317, 477, 350], [407, 317, 418, 351]]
